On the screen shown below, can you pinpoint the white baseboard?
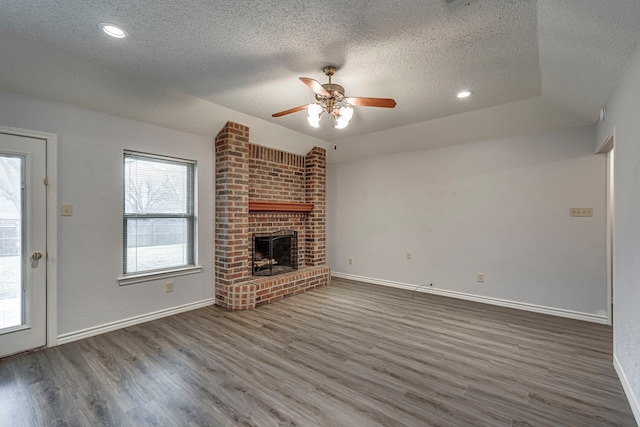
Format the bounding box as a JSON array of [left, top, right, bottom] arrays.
[[614, 355, 640, 425], [56, 298, 215, 346], [331, 272, 608, 324]]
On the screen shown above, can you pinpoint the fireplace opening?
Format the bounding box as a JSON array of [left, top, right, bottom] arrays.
[[252, 230, 298, 276]]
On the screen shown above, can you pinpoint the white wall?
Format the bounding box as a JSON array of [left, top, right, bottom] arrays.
[[597, 37, 640, 422], [0, 90, 214, 337], [327, 125, 607, 317]]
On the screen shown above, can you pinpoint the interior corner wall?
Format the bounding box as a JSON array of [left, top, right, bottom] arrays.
[[327, 125, 606, 316], [596, 37, 640, 422], [0, 90, 215, 337]]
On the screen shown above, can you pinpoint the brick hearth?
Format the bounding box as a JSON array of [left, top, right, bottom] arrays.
[[214, 121, 330, 310]]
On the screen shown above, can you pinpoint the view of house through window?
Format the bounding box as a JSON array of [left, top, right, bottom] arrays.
[[0, 154, 23, 329], [123, 151, 196, 275]]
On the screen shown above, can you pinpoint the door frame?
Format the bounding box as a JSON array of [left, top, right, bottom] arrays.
[[596, 129, 615, 326], [0, 126, 57, 348]]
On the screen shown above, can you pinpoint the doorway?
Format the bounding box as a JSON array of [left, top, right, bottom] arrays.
[[0, 129, 56, 357], [596, 131, 615, 325]]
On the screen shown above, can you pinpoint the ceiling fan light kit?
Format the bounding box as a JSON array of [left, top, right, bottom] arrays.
[[273, 65, 396, 129]]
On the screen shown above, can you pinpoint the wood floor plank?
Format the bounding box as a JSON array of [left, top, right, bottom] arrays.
[[0, 278, 636, 426]]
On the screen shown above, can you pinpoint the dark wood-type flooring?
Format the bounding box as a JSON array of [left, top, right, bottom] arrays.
[[0, 278, 636, 426]]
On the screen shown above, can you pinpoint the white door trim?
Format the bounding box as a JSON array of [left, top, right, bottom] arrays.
[[0, 126, 57, 348], [595, 129, 615, 326]]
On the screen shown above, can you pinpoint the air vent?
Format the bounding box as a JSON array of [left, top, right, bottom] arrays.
[[445, 0, 480, 9]]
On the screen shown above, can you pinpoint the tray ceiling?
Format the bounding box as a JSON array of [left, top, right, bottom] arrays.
[[0, 0, 639, 155]]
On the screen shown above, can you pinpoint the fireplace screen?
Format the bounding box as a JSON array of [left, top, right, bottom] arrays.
[[252, 230, 298, 276]]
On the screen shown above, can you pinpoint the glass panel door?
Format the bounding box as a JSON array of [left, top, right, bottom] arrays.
[[0, 131, 47, 358], [0, 154, 24, 331]]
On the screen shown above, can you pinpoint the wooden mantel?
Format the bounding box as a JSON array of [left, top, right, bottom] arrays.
[[249, 201, 314, 213]]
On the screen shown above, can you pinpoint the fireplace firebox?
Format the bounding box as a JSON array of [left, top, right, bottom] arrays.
[[252, 230, 298, 276]]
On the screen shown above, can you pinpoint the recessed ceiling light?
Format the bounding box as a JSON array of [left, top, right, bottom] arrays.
[[456, 90, 472, 99], [99, 22, 127, 39]]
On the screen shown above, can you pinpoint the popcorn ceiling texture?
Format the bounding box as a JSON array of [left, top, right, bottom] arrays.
[[0, 1, 639, 144]]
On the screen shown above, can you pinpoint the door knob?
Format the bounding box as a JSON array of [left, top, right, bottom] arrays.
[[31, 251, 43, 260]]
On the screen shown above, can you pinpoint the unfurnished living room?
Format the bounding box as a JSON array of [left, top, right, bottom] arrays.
[[1, 1, 640, 426]]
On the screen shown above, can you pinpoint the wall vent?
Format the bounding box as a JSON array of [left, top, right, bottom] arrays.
[[445, 0, 480, 10]]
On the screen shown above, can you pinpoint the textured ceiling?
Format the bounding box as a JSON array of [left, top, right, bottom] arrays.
[[0, 0, 639, 157]]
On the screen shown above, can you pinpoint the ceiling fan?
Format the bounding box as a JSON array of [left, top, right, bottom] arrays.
[[272, 66, 397, 129]]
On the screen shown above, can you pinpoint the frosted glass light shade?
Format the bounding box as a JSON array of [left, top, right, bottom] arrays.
[[334, 106, 353, 129], [307, 103, 323, 128]]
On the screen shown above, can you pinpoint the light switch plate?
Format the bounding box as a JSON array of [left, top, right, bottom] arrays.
[[61, 203, 73, 216]]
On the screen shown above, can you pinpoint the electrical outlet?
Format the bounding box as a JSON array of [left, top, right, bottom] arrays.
[[570, 208, 593, 217], [476, 273, 484, 283], [166, 282, 174, 293], [407, 251, 412, 260], [348, 258, 353, 265]]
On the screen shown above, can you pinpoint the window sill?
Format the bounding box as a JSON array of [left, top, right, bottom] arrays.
[[118, 265, 203, 286]]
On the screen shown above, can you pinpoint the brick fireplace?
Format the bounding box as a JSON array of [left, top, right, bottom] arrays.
[[214, 121, 330, 310]]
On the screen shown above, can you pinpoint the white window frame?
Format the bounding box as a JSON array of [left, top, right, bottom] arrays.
[[118, 150, 201, 285]]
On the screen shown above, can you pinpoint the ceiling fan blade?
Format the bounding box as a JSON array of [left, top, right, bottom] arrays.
[[345, 97, 397, 108], [300, 77, 331, 97], [272, 104, 309, 117]]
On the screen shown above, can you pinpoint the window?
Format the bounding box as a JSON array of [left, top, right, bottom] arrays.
[[123, 151, 196, 276]]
